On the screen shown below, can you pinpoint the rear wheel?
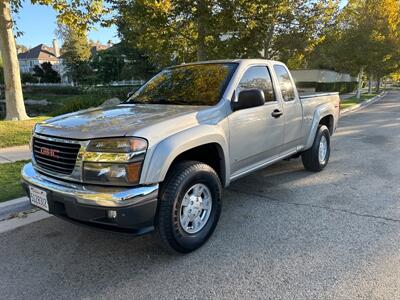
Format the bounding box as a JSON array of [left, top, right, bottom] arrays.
[[155, 161, 222, 253], [301, 125, 331, 172]]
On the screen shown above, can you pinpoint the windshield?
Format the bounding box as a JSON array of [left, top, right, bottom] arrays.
[[126, 63, 238, 106]]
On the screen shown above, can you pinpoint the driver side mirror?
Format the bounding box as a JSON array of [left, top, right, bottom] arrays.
[[231, 89, 265, 112]]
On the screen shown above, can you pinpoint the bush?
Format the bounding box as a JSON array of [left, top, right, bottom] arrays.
[[295, 82, 317, 89], [21, 73, 39, 84], [23, 85, 82, 95], [54, 94, 108, 115], [315, 82, 358, 94], [85, 85, 141, 100]]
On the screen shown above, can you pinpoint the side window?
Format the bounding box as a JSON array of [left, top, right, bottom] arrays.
[[273, 65, 296, 101], [238, 66, 275, 102]]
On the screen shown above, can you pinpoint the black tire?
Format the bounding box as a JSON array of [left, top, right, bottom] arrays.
[[155, 161, 222, 253], [301, 125, 331, 172]]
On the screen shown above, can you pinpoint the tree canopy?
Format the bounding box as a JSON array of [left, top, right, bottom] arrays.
[[115, 0, 340, 68], [308, 0, 400, 76]]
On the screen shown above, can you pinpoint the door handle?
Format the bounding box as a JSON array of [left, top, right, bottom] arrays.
[[271, 109, 283, 118]]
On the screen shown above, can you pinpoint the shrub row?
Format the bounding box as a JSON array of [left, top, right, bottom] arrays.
[[295, 82, 317, 89], [315, 82, 358, 94], [295, 81, 358, 94], [53, 94, 109, 116], [23, 85, 82, 95], [21, 85, 141, 98], [53, 85, 141, 115]]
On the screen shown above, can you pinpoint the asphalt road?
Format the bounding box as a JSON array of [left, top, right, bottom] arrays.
[[1, 91, 400, 299]]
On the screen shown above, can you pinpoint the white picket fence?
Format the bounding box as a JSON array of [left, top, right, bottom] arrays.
[[23, 80, 145, 87], [24, 82, 74, 87]]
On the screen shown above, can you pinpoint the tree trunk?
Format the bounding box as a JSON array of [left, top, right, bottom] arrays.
[[376, 77, 381, 93], [263, 26, 274, 59], [196, 0, 207, 61], [0, 0, 28, 120], [356, 67, 364, 100], [368, 73, 373, 94]]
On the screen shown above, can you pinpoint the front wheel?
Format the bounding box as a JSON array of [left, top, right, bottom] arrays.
[[301, 125, 331, 172], [155, 161, 222, 253]]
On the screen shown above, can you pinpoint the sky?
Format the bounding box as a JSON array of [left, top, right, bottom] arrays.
[[16, 1, 349, 49], [15, 1, 119, 48]]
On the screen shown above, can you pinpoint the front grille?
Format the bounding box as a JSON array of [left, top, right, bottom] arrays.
[[33, 136, 81, 175]]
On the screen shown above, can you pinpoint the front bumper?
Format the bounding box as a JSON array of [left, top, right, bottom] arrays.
[[21, 163, 159, 235]]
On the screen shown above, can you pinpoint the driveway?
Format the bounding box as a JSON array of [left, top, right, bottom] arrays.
[[1, 91, 400, 299]]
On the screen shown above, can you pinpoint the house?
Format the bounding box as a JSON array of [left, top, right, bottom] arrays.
[[18, 40, 112, 84], [17, 40, 68, 82], [90, 42, 112, 57]]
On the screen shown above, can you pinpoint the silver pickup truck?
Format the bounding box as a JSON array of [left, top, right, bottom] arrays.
[[22, 59, 340, 253]]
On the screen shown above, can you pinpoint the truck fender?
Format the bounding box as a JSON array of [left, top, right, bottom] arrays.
[[305, 103, 335, 149], [141, 125, 230, 186]]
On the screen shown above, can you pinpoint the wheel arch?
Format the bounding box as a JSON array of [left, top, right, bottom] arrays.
[[141, 125, 230, 187], [305, 104, 336, 149]]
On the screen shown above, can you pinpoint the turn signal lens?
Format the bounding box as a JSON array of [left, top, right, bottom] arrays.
[[126, 162, 142, 183], [83, 161, 143, 185]]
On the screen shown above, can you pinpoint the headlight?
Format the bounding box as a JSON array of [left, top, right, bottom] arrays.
[[83, 138, 147, 186], [86, 137, 147, 153]]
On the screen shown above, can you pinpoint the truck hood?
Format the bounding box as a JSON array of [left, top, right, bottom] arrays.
[[35, 104, 205, 140]]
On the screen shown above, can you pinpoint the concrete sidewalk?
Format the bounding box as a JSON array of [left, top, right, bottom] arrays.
[[340, 92, 356, 100], [0, 145, 31, 163]]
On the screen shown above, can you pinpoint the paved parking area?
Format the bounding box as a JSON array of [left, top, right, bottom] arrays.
[[0, 91, 399, 299]]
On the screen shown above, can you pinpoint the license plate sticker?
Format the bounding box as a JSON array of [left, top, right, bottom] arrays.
[[29, 186, 49, 211]]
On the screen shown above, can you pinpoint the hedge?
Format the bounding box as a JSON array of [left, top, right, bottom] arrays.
[[296, 81, 358, 94], [315, 82, 358, 94], [295, 82, 317, 89], [23, 85, 82, 95]]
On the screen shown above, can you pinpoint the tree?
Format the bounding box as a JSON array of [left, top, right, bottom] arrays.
[[308, 0, 400, 98], [0, 0, 106, 120], [16, 44, 27, 53], [33, 62, 61, 83], [115, 0, 340, 68], [116, 0, 219, 67], [91, 44, 124, 83], [58, 25, 93, 85], [91, 42, 156, 84]]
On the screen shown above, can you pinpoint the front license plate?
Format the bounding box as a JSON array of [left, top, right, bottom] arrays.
[[29, 186, 49, 211]]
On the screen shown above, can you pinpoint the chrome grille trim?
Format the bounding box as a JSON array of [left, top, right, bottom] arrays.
[[32, 134, 89, 182], [33, 136, 81, 175]]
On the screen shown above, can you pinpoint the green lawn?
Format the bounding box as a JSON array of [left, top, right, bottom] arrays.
[[0, 93, 109, 148], [0, 117, 48, 148], [0, 160, 29, 203], [340, 93, 378, 110]]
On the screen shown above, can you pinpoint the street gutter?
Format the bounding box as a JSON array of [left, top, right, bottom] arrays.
[[0, 197, 32, 221], [340, 91, 387, 115]]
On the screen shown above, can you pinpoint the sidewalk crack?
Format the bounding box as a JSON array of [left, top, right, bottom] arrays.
[[0, 155, 12, 162]]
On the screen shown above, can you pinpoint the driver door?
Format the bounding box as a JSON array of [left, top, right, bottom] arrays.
[[228, 65, 285, 177]]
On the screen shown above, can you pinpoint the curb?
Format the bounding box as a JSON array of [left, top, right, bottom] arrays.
[[0, 210, 51, 234], [340, 91, 387, 115], [0, 197, 31, 221]]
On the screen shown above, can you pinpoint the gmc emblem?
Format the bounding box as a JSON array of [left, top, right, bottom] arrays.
[[39, 147, 60, 159]]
